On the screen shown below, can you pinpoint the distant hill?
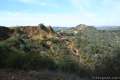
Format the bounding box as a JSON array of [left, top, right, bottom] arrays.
[[75, 24, 96, 30]]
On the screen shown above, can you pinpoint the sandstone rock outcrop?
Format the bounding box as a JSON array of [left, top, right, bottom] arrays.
[[16, 24, 56, 40]]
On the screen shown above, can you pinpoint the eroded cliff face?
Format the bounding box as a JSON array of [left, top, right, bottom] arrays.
[[0, 24, 56, 41], [0, 24, 79, 57], [15, 24, 56, 40]]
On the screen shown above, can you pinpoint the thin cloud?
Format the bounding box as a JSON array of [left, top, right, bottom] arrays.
[[0, 11, 100, 27], [0, 0, 120, 26], [18, 0, 34, 4], [10, 0, 60, 7]]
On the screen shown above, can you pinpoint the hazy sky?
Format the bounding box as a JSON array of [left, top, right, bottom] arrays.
[[0, 0, 120, 27]]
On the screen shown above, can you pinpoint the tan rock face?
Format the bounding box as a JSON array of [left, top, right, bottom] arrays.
[[16, 24, 56, 40]]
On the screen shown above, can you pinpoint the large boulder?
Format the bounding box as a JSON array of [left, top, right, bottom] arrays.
[[47, 25, 55, 33], [38, 24, 49, 33]]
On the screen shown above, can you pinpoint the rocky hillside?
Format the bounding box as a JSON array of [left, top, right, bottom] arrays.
[[0, 26, 14, 41], [15, 24, 56, 40], [0, 24, 120, 80], [0, 24, 56, 41], [6, 24, 79, 56]]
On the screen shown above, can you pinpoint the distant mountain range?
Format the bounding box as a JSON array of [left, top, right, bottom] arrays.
[[95, 26, 120, 30], [53, 25, 120, 31], [53, 27, 72, 31]]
